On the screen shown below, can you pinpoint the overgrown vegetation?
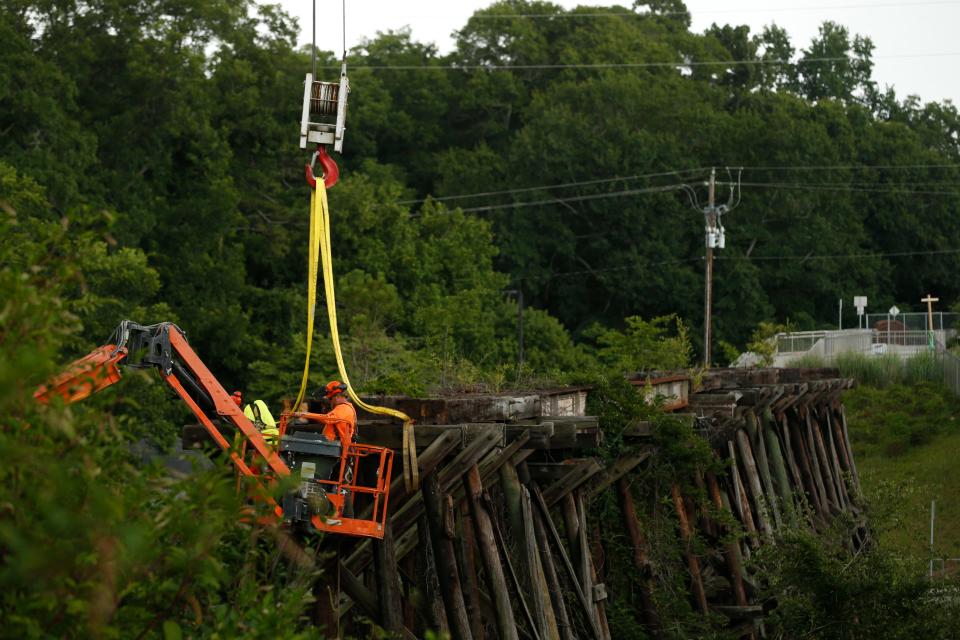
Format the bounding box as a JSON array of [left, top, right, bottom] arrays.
[[791, 351, 944, 388], [752, 508, 960, 639], [0, 208, 318, 638], [845, 381, 960, 457], [5, 0, 960, 636]]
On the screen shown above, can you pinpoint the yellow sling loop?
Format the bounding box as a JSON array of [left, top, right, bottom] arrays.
[[294, 180, 419, 492]]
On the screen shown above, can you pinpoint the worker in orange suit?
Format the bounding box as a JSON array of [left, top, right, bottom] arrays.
[[315, 380, 356, 446]]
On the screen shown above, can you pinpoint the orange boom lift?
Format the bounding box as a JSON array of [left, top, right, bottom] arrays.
[[35, 320, 394, 539]]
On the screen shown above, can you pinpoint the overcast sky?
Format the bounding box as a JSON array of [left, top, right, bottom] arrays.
[[275, 0, 960, 104]]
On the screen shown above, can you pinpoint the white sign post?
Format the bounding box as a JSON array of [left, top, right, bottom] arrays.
[[888, 305, 900, 345], [854, 296, 868, 329]]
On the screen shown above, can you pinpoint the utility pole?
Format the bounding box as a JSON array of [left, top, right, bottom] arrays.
[[703, 168, 716, 368]]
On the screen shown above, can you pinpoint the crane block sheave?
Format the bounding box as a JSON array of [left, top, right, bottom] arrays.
[[300, 63, 349, 153], [35, 321, 394, 540]]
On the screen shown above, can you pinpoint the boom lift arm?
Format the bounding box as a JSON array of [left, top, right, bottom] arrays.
[[36, 321, 288, 479], [35, 321, 393, 539]]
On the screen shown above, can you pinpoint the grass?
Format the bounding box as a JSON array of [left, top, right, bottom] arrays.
[[845, 383, 960, 559], [790, 350, 943, 387]]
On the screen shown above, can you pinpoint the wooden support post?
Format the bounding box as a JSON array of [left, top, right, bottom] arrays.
[[726, 441, 758, 545], [617, 478, 661, 635], [776, 413, 806, 503], [533, 501, 576, 640], [745, 412, 782, 528], [671, 484, 709, 615], [455, 511, 484, 639], [830, 407, 853, 477], [575, 491, 601, 637], [735, 429, 774, 539], [791, 410, 827, 521], [531, 483, 603, 640], [838, 404, 861, 491], [503, 463, 560, 640], [734, 466, 760, 552], [561, 493, 581, 571], [464, 465, 520, 640], [825, 408, 855, 510], [422, 472, 474, 640], [402, 552, 416, 632], [707, 472, 748, 607], [416, 518, 446, 635], [761, 411, 793, 518], [312, 580, 339, 639], [337, 561, 420, 640], [373, 523, 404, 633], [588, 527, 612, 640], [808, 411, 841, 514], [695, 471, 718, 538], [820, 409, 849, 510]]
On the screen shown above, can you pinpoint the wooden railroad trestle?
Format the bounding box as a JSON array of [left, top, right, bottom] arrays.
[[313, 368, 862, 638]]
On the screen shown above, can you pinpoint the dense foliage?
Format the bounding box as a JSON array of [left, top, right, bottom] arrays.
[[4, 0, 960, 636], [0, 177, 318, 638], [4, 0, 960, 395]]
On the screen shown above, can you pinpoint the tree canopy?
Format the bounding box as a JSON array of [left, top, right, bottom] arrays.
[[3, 0, 959, 384]]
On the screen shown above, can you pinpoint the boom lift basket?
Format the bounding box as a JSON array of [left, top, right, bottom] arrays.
[[300, 65, 349, 152]]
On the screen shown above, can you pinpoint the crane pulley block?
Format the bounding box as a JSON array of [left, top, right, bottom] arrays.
[[300, 63, 349, 152]]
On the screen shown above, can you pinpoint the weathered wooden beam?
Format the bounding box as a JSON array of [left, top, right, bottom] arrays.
[[336, 560, 419, 640], [587, 449, 653, 499], [821, 409, 850, 511], [455, 511, 484, 640], [775, 412, 805, 503], [838, 404, 861, 491], [418, 516, 450, 637], [807, 410, 841, 514], [487, 488, 544, 640], [531, 483, 603, 640], [542, 458, 604, 507], [502, 462, 560, 640], [671, 484, 708, 615], [617, 478, 661, 634], [761, 410, 793, 519], [373, 523, 404, 633], [587, 527, 612, 640], [745, 411, 783, 528], [707, 472, 748, 608], [359, 428, 461, 523], [790, 409, 828, 521], [735, 429, 774, 539], [464, 465, 520, 640], [422, 472, 474, 640], [531, 494, 575, 640]]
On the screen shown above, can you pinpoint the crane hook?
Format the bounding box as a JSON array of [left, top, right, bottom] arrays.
[[305, 146, 339, 189]]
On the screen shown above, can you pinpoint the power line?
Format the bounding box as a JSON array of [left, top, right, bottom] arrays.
[[402, 164, 960, 212], [428, 177, 960, 217], [329, 51, 960, 71], [470, 1, 960, 19], [514, 258, 703, 281], [456, 184, 690, 213], [724, 180, 960, 196], [738, 162, 960, 171], [716, 247, 960, 260], [517, 247, 960, 283], [397, 168, 706, 205]]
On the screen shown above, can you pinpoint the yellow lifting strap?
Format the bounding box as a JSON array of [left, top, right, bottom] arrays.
[[293, 180, 419, 492]]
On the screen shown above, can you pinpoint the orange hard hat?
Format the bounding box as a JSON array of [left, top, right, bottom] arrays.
[[324, 380, 348, 399]]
